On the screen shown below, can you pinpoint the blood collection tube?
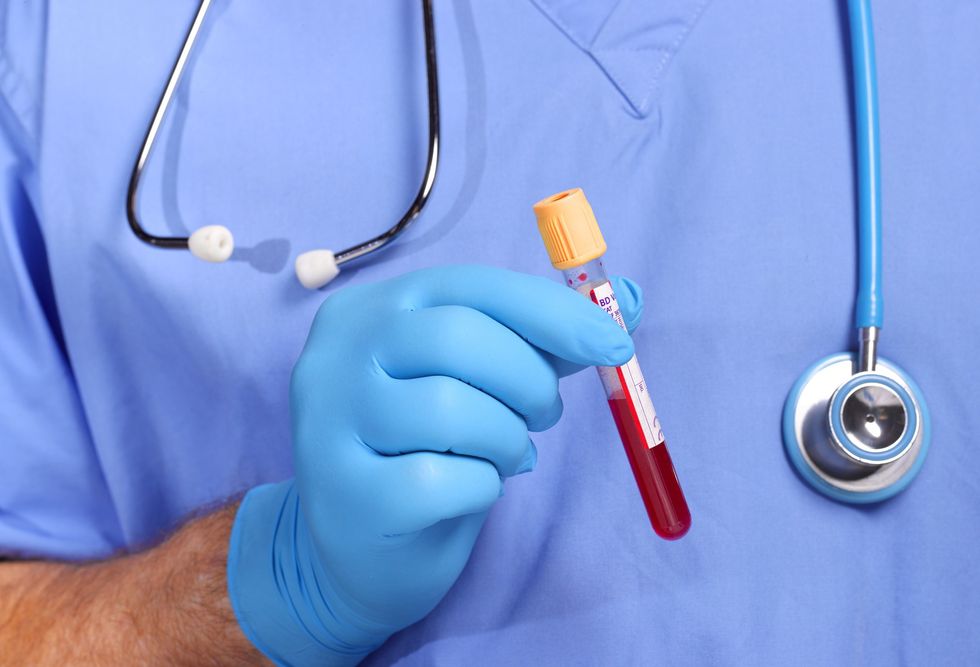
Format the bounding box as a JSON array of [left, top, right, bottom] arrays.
[[533, 188, 691, 540]]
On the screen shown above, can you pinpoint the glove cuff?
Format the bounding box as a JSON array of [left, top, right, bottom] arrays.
[[227, 481, 386, 666]]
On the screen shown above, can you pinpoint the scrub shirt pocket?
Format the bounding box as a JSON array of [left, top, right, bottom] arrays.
[[530, 0, 713, 118]]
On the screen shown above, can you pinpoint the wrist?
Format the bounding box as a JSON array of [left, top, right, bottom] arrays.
[[227, 481, 388, 667]]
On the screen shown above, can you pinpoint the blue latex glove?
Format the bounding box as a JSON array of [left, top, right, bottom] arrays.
[[227, 265, 643, 666]]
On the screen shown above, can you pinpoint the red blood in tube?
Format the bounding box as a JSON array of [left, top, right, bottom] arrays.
[[607, 397, 691, 539]]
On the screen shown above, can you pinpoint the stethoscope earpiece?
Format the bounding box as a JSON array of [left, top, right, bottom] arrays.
[[188, 225, 235, 263], [295, 249, 340, 290]]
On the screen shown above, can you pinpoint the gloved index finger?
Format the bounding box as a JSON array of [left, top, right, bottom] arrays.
[[402, 265, 634, 368], [543, 275, 645, 379]]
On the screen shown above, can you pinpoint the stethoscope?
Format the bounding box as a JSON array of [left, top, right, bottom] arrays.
[[783, 0, 930, 503], [126, 0, 441, 290]]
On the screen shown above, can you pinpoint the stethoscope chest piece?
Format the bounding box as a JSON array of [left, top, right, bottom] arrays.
[[783, 353, 930, 503]]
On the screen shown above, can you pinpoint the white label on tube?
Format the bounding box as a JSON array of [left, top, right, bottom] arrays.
[[590, 281, 665, 448]]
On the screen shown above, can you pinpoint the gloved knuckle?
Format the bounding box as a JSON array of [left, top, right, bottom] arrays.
[[504, 410, 531, 444], [537, 398, 564, 431], [311, 284, 365, 332], [492, 419, 527, 466], [404, 453, 444, 488], [524, 371, 560, 421], [431, 307, 478, 348], [427, 376, 463, 416]]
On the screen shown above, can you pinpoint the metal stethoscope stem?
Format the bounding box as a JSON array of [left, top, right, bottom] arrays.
[[126, 0, 213, 251], [851, 0, 882, 377], [127, 0, 440, 272], [857, 326, 879, 373], [334, 0, 440, 267]]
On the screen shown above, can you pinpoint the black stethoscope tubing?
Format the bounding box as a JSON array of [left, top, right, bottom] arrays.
[[126, 0, 440, 269]]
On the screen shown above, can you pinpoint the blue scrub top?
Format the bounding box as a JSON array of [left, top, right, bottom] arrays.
[[2, 1, 979, 664]]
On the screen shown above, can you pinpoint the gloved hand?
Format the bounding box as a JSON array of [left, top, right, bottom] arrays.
[[228, 265, 643, 666]]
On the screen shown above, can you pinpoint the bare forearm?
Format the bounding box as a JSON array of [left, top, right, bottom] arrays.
[[0, 504, 267, 666]]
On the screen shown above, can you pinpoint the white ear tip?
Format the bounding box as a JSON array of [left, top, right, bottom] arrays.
[[188, 225, 234, 263], [295, 249, 340, 289]]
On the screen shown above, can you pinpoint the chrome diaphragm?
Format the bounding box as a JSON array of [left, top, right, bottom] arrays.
[[783, 353, 930, 503]]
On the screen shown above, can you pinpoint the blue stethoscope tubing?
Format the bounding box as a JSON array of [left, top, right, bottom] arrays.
[[782, 0, 930, 504], [850, 0, 882, 330]]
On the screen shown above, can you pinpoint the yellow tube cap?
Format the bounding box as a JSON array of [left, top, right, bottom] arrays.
[[533, 188, 607, 270]]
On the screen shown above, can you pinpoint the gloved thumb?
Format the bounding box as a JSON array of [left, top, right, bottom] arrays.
[[612, 276, 644, 335]]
